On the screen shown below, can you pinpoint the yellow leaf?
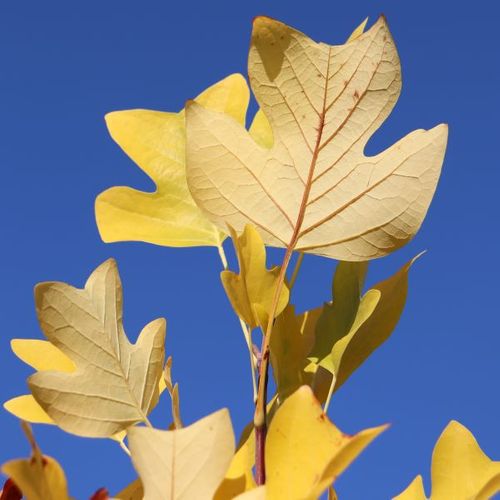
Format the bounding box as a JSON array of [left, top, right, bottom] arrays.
[[332, 255, 418, 390], [127, 409, 235, 500], [270, 304, 321, 401], [186, 17, 448, 261], [1, 424, 70, 500], [11, 339, 75, 372], [95, 74, 252, 248], [221, 225, 289, 329], [215, 424, 256, 500], [264, 386, 386, 499], [310, 256, 418, 397], [393, 475, 425, 500], [394, 421, 500, 500], [4, 395, 53, 425], [234, 486, 266, 499], [310, 261, 368, 369], [5, 339, 165, 447], [28, 259, 166, 437]]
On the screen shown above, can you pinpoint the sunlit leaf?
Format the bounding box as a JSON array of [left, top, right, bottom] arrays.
[[221, 225, 289, 328], [28, 259, 166, 437], [261, 386, 386, 498], [127, 409, 234, 500], [186, 17, 448, 261], [1, 424, 70, 500], [394, 421, 500, 500], [95, 74, 254, 248], [215, 424, 256, 500], [310, 256, 418, 395], [309, 261, 368, 370]]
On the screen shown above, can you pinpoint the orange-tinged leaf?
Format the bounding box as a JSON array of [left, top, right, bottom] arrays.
[[186, 17, 448, 261]]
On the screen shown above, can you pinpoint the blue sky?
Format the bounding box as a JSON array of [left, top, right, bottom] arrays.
[[1, 1, 499, 498]]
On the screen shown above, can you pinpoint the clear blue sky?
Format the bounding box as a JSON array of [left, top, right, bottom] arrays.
[[1, 1, 499, 498]]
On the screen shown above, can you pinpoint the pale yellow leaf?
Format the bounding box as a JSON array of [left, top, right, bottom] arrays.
[[221, 225, 289, 329], [186, 17, 448, 261], [265, 386, 386, 499], [95, 74, 251, 248], [28, 259, 166, 437], [394, 421, 500, 500], [127, 409, 235, 500], [1, 424, 70, 500]]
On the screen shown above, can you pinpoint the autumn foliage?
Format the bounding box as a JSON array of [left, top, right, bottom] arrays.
[[2, 15, 499, 500]]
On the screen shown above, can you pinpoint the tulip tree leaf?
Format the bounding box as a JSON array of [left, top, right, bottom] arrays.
[[261, 386, 386, 499], [309, 256, 419, 394], [28, 259, 166, 438], [186, 17, 448, 261], [221, 225, 289, 329], [95, 74, 250, 248], [127, 409, 235, 500], [394, 421, 500, 500]]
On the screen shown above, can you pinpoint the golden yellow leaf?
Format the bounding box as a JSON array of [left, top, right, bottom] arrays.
[[127, 409, 235, 500], [393, 475, 425, 500], [27, 259, 166, 437], [186, 17, 448, 261], [11, 339, 75, 373], [221, 225, 289, 329], [394, 421, 500, 500], [1, 424, 70, 500], [4, 395, 53, 425], [263, 386, 386, 499], [270, 304, 321, 401], [215, 424, 256, 500], [234, 486, 266, 499], [95, 74, 253, 248]]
